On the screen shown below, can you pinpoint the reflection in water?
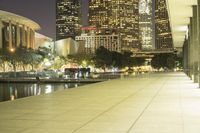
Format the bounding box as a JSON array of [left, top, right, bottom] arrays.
[[0, 83, 84, 102], [45, 85, 52, 94]]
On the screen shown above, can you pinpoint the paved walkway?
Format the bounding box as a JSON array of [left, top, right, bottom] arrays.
[[0, 72, 200, 133]]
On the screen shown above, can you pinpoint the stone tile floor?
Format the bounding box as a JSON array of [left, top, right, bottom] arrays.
[[0, 72, 200, 133]]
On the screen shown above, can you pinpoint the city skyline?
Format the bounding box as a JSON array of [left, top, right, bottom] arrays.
[[0, 0, 173, 51], [0, 0, 89, 39]]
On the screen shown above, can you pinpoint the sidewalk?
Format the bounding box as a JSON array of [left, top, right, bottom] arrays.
[[0, 72, 200, 133]]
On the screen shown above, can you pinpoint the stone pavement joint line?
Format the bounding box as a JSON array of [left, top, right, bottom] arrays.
[[72, 77, 162, 133], [0, 72, 200, 133], [126, 77, 169, 133]]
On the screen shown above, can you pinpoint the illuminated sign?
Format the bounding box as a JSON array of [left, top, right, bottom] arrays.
[[81, 26, 96, 31]]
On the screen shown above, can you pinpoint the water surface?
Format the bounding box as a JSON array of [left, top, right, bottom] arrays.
[[0, 83, 85, 102]]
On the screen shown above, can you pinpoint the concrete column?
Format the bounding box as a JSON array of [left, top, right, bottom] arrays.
[[192, 6, 198, 83], [22, 25, 26, 47], [16, 24, 20, 47], [27, 27, 30, 48], [151, 0, 155, 49], [30, 29, 35, 49], [30, 29, 33, 49], [198, 0, 200, 87], [189, 18, 193, 80], [186, 25, 190, 77], [30, 30, 35, 49], [186, 38, 189, 76], [0, 20, 3, 49], [8, 21, 12, 48], [183, 37, 189, 75]]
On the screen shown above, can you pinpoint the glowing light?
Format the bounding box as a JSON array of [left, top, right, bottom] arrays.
[[44, 62, 52, 67], [10, 48, 15, 53], [45, 85, 52, 94], [175, 26, 188, 32], [10, 95, 15, 101]]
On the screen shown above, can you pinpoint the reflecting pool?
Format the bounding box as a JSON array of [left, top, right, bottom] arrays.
[[0, 83, 86, 102]]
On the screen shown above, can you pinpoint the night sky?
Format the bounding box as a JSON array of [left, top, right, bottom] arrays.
[[0, 0, 89, 40]]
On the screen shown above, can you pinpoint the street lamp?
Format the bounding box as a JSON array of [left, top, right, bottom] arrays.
[[9, 47, 16, 77], [10, 47, 15, 53]]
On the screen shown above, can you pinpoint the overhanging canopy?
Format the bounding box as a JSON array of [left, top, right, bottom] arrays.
[[166, 0, 197, 48], [0, 10, 40, 30]]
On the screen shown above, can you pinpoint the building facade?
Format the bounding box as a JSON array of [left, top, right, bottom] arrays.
[[75, 33, 121, 54], [55, 38, 83, 57], [139, 0, 153, 50], [0, 10, 40, 50], [155, 0, 173, 50], [88, 0, 174, 52], [56, 0, 81, 40], [35, 33, 53, 50], [89, 0, 140, 52]]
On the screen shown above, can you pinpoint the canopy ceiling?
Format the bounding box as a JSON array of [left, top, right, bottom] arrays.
[[166, 0, 197, 48]]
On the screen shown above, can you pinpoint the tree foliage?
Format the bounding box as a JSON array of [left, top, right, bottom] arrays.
[[94, 46, 112, 69], [151, 53, 176, 69], [111, 51, 123, 68], [0, 47, 43, 72], [94, 46, 145, 69], [68, 53, 94, 67]]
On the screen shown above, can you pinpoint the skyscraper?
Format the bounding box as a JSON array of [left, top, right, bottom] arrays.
[[89, 0, 140, 52], [56, 0, 81, 40], [139, 0, 153, 50], [155, 0, 173, 50], [88, 0, 173, 52]]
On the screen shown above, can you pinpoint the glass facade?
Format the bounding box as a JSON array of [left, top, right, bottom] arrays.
[[56, 0, 81, 40], [139, 0, 153, 50], [155, 0, 173, 50], [89, 0, 140, 52]]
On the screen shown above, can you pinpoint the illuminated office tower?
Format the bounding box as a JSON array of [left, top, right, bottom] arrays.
[[89, 0, 112, 34], [89, 0, 140, 52], [155, 0, 173, 50], [56, 0, 81, 40], [139, 0, 153, 50]]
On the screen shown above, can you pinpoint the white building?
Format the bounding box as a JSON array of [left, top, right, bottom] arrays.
[[75, 33, 121, 53], [35, 33, 53, 50], [55, 38, 84, 57]]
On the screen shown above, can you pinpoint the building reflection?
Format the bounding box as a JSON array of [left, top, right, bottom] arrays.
[[0, 83, 83, 102], [0, 83, 41, 101]]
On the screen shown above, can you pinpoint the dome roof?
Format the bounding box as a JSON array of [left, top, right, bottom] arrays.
[[0, 10, 40, 30]]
